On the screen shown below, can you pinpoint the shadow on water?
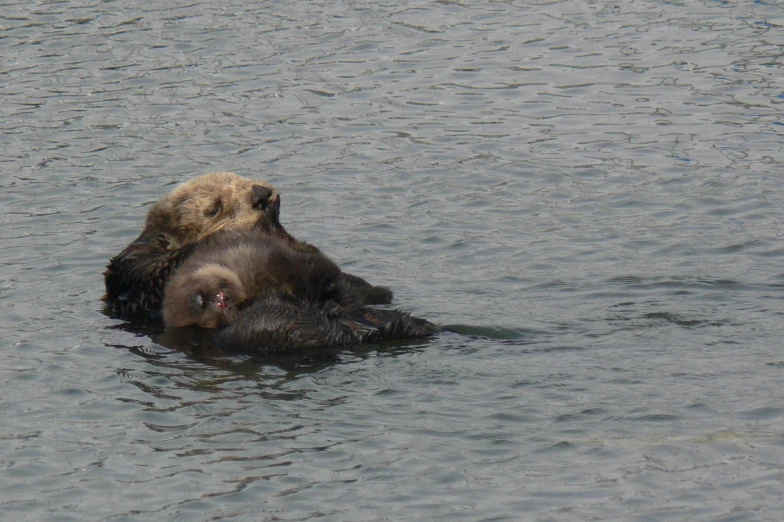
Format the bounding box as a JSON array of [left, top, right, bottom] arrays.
[[106, 313, 546, 398], [106, 317, 439, 383]]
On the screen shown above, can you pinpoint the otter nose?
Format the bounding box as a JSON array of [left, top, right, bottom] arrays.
[[251, 185, 274, 210]]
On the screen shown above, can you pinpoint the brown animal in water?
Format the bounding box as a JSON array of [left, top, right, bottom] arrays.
[[104, 172, 391, 322], [161, 231, 436, 351], [162, 230, 343, 329]]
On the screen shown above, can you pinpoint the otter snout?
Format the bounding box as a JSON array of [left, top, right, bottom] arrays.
[[251, 185, 275, 211]]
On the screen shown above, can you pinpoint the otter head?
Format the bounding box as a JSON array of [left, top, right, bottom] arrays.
[[163, 263, 249, 329], [144, 172, 281, 251]]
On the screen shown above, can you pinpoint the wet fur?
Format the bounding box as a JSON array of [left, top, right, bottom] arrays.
[[215, 296, 438, 352]]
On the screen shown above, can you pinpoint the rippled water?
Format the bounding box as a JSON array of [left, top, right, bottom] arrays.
[[2, 1, 784, 520]]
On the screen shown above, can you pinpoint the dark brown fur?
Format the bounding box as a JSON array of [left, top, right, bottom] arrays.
[[163, 263, 248, 329], [214, 296, 438, 352], [163, 231, 343, 329]]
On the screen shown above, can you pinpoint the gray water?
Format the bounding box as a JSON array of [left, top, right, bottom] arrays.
[[2, 0, 784, 520]]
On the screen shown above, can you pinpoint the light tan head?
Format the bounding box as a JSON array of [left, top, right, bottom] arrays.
[[144, 172, 280, 250], [163, 263, 249, 329]]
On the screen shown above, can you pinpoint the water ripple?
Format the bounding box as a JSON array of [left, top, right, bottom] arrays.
[[2, 0, 784, 520]]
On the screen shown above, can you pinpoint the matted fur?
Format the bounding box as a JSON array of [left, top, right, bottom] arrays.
[[214, 296, 438, 352]]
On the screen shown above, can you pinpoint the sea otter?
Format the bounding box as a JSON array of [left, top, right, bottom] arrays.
[[162, 230, 344, 329], [104, 172, 392, 322], [161, 230, 436, 350]]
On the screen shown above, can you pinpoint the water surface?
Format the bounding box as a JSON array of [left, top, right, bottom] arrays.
[[2, 1, 784, 520]]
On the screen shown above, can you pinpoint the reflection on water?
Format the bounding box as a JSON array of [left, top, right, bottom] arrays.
[[2, 0, 784, 520]]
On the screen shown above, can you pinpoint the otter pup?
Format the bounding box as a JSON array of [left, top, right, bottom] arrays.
[[163, 263, 249, 329], [104, 172, 392, 321], [162, 229, 436, 351], [162, 230, 344, 329]]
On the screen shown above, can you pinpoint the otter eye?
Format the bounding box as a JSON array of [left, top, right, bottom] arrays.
[[194, 294, 206, 309], [205, 200, 222, 218]]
